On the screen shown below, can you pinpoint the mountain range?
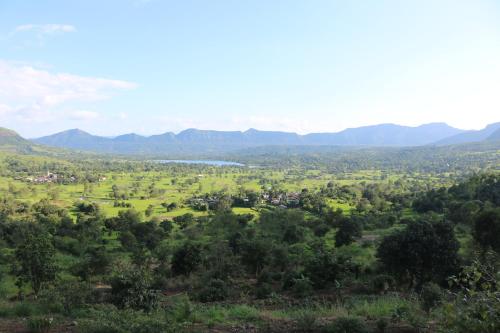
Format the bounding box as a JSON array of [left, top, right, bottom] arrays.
[[1, 122, 498, 155], [30, 122, 474, 154], [434, 122, 500, 145]]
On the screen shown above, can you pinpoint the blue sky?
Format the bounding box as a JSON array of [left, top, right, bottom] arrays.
[[1, 0, 500, 137]]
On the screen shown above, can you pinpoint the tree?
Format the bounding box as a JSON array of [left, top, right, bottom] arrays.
[[377, 219, 459, 290], [110, 265, 160, 312], [13, 230, 58, 297], [145, 204, 154, 217], [473, 208, 500, 254], [304, 245, 352, 289], [335, 219, 362, 247], [240, 238, 271, 276], [171, 242, 202, 276], [71, 246, 111, 281]]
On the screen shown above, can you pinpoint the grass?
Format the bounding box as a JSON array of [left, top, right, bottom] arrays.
[[0, 164, 452, 222], [348, 294, 420, 320]]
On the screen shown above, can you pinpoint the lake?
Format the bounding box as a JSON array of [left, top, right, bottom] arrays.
[[156, 160, 244, 166]]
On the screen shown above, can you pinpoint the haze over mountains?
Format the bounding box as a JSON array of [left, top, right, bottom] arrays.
[[26, 122, 499, 155], [1, 122, 499, 156]]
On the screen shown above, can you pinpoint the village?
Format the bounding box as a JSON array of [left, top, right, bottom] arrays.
[[188, 189, 302, 211]]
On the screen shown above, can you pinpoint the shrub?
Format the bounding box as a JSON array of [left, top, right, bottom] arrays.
[[335, 219, 362, 247], [13, 302, 41, 317], [78, 306, 173, 333], [27, 317, 53, 333], [39, 280, 93, 315], [171, 242, 201, 276], [295, 310, 318, 332], [291, 275, 313, 298], [110, 266, 161, 312], [195, 278, 229, 302], [304, 245, 352, 289], [420, 282, 442, 313], [371, 274, 395, 294], [165, 295, 195, 325], [255, 282, 273, 299], [324, 317, 368, 333]]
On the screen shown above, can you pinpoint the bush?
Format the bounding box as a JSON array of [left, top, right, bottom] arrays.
[[371, 274, 395, 294], [304, 250, 352, 289], [27, 317, 53, 333], [39, 280, 93, 315], [291, 275, 313, 298], [195, 278, 229, 302], [420, 282, 442, 313], [171, 242, 201, 276], [255, 282, 273, 299], [13, 302, 41, 317], [78, 306, 173, 333], [110, 266, 161, 312], [324, 317, 368, 333], [164, 295, 195, 325], [295, 310, 318, 332]]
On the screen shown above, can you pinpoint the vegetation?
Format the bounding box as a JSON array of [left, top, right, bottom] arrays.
[[0, 147, 498, 332]]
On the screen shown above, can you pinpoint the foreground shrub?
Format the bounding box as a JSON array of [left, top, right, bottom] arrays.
[[164, 295, 195, 325], [39, 280, 93, 315], [110, 266, 160, 312], [27, 317, 53, 333], [420, 282, 442, 313], [443, 259, 500, 333], [78, 307, 175, 333]]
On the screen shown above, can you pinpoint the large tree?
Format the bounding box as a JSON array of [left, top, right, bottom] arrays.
[[473, 208, 500, 254], [377, 219, 459, 289], [335, 218, 362, 247], [13, 230, 58, 297]]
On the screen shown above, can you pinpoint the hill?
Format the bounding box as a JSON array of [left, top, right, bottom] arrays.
[[0, 127, 36, 153], [487, 128, 500, 141], [304, 122, 463, 146], [435, 122, 500, 145], [32, 122, 466, 154]]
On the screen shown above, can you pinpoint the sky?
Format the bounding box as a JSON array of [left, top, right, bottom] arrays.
[[1, 0, 500, 138]]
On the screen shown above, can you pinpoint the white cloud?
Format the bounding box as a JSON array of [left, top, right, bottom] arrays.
[[118, 112, 129, 120], [14, 24, 76, 34], [0, 60, 136, 122], [7, 24, 76, 47], [69, 110, 100, 121]]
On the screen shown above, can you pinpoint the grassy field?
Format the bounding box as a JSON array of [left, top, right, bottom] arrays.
[[0, 165, 452, 221]]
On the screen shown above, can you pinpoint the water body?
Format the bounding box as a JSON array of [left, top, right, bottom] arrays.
[[156, 160, 244, 166]]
